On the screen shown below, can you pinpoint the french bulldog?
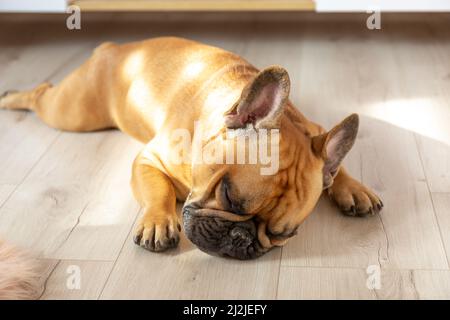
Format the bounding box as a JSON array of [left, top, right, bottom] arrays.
[[0, 37, 383, 259]]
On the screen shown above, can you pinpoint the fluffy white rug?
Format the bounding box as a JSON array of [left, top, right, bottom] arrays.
[[0, 240, 39, 300]]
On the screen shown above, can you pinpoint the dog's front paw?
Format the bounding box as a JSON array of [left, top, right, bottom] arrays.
[[133, 212, 181, 252], [328, 178, 383, 217]]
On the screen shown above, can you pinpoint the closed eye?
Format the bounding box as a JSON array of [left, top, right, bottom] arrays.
[[223, 183, 233, 208], [221, 177, 245, 214], [221, 179, 234, 211]]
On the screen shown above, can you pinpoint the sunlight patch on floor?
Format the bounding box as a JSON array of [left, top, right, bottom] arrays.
[[364, 98, 450, 145]]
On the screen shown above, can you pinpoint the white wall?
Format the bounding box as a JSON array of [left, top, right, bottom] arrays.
[[316, 0, 450, 12], [0, 0, 66, 13]]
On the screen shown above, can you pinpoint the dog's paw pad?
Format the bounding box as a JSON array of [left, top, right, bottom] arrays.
[[134, 214, 180, 252]]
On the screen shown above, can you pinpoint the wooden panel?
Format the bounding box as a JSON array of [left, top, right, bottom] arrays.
[[386, 21, 450, 194], [0, 24, 102, 210], [0, 26, 93, 210], [278, 22, 448, 270], [0, 112, 59, 205], [278, 267, 450, 299], [0, 185, 15, 207], [100, 216, 281, 299], [282, 196, 387, 268], [417, 138, 450, 193], [71, 0, 315, 12], [1, 16, 450, 300], [278, 267, 376, 299], [0, 131, 142, 261], [413, 270, 450, 299], [38, 259, 114, 299], [431, 193, 450, 266]]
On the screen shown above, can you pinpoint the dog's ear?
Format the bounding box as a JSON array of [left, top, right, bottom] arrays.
[[312, 114, 359, 189], [224, 65, 290, 129]]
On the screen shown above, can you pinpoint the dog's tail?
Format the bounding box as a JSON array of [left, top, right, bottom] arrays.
[[0, 239, 40, 300]]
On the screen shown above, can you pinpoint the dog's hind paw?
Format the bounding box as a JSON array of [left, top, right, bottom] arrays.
[[0, 90, 18, 109], [1, 90, 17, 99]]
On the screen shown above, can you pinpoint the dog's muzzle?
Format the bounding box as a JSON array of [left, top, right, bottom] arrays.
[[183, 205, 268, 260]]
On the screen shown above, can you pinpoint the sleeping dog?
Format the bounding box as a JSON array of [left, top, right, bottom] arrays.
[[0, 37, 382, 259]]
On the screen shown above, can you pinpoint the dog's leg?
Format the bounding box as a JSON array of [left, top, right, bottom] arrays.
[[1, 43, 117, 132], [131, 149, 181, 252], [0, 83, 51, 111], [0, 83, 114, 133], [327, 166, 383, 216]]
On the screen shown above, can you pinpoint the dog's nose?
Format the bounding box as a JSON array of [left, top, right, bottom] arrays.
[[182, 205, 267, 260]]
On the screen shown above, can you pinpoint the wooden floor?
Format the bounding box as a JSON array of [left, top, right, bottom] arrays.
[[1, 14, 450, 299]]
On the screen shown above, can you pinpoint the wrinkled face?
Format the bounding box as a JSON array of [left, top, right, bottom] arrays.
[[183, 66, 359, 259], [183, 135, 323, 259]]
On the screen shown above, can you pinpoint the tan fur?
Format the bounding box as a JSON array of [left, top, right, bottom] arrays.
[[0, 240, 39, 300], [0, 37, 382, 255]]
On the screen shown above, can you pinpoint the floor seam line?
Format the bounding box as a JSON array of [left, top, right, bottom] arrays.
[[38, 259, 61, 300], [0, 131, 61, 214], [413, 133, 450, 269], [275, 248, 282, 300], [97, 207, 142, 300]]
